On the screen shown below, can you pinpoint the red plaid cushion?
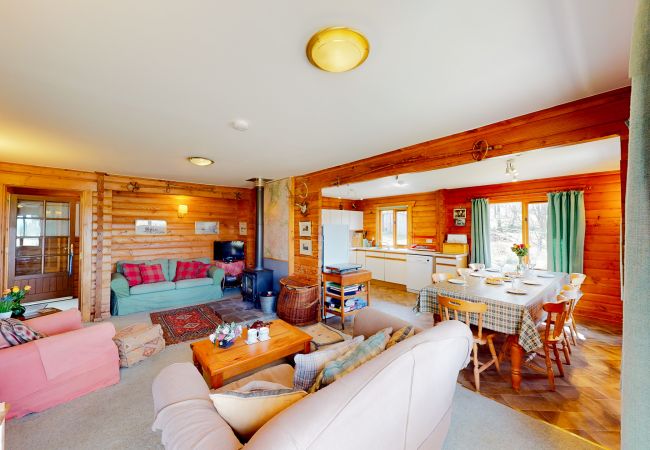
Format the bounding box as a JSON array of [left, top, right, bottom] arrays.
[[139, 264, 166, 284], [174, 261, 201, 281], [195, 263, 213, 278], [122, 263, 143, 287]]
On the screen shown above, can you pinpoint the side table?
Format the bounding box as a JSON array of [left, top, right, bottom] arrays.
[[321, 270, 371, 330]]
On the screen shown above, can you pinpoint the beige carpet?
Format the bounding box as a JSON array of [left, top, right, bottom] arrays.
[[6, 292, 600, 449]]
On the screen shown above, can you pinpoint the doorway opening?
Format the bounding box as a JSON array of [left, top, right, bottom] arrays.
[[6, 188, 80, 310]]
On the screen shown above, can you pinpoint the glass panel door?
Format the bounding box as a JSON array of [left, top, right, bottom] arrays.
[[489, 202, 523, 269], [527, 202, 548, 269]]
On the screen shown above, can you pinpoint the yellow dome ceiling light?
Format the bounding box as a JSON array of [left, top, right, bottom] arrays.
[[306, 27, 370, 73]]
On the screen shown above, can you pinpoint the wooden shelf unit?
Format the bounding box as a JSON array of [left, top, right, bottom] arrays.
[[321, 270, 372, 330]]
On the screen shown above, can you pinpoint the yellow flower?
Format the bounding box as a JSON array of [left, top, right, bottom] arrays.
[[12, 286, 20, 293], [24, 285, 31, 292]]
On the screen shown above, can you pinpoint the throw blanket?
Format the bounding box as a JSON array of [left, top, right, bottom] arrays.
[[0, 318, 45, 347]]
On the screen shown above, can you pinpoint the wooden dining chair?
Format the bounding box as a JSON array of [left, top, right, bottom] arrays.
[[438, 295, 500, 392], [561, 284, 582, 346], [570, 273, 587, 287], [524, 296, 571, 391], [431, 272, 452, 284]]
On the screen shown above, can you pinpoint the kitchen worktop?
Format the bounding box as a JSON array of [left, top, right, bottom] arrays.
[[350, 247, 467, 258]]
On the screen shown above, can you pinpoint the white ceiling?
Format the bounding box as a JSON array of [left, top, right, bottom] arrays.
[[0, 1, 636, 187], [321, 137, 621, 199]]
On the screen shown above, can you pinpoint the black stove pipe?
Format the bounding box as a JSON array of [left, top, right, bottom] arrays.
[[251, 178, 265, 270]]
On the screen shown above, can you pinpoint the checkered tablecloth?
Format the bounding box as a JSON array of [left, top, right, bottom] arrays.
[[415, 272, 569, 352]]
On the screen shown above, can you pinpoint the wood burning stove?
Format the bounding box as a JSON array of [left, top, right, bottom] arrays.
[[242, 178, 273, 306]]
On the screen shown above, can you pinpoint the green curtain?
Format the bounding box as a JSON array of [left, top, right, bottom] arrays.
[[470, 198, 491, 266], [546, 191, 585, 273], [623, 0, 649, 447]]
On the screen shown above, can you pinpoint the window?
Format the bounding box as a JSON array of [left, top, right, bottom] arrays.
[[488, 201, 548, 269], [378, 207, 410, 247]]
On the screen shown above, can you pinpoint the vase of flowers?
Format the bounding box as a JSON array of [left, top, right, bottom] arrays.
[[511, 244, 529, 275], [209, 322, 242, 349], [1, 285, 30, 319]]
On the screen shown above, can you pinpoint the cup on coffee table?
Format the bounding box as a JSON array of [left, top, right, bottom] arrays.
[[258, 326, 270, 341], [246, 328, 258, 344]]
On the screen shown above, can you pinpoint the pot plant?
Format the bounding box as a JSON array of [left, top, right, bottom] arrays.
[[209, 322, 242, 349], [1, 285, 30, 319]]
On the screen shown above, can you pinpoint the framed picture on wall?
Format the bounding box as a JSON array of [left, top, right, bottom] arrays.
[[299, 239, 312, 256], [239, 221, 247, 235], [135, 220, 167, 235], [299, 221, 312, 237], [195, 221, 219, 234], [453, 208, 466, 226]]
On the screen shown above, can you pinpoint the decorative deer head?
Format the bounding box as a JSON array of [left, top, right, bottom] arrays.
[[287, 181, 309, 216]]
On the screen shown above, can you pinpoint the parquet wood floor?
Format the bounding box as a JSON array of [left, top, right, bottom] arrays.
[[324, 281, 621, 449]]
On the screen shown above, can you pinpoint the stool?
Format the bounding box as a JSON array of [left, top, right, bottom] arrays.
[[277, 276, 320, 326], [113, 323, 165, 368]]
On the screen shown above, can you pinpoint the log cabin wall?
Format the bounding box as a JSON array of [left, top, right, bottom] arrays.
[[442, 171, 622, 324], [321, 197, 359, 211], [291, 88, 630, 320], [0, 162, 255, 321], [358, 191, 444, 249]]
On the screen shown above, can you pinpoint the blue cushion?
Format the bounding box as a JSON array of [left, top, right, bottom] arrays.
[[175, 278, 213, 290], [130, 281, 175, 295]]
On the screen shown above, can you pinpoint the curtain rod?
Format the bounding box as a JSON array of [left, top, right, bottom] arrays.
[[466, 185, 592, 202]]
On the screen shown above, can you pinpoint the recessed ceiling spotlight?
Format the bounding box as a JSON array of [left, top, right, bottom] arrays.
[[188, 156, 214, 166], [230, 119, 250, 131]]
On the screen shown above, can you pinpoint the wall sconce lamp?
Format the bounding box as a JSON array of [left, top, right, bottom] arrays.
[[178, 204, 188, 218]]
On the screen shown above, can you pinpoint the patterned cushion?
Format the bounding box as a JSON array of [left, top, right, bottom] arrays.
[[139, 263, 166, 284], [113, 323, 165, 367], [195, 262, 212, 279], [293, 336, 364, 391], [309, 327, 392, 393], [209, 380, 307, 440], [0, 318, 46, 348], [173, 260, 200, 281], [386, 325, 415, 349], [122, 263, 143, 287]]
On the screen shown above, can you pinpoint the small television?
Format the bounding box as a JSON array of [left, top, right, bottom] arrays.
[[214, 240, 245, 262]]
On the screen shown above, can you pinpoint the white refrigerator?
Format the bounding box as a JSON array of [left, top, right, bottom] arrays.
[[322, 224, 351, 268]]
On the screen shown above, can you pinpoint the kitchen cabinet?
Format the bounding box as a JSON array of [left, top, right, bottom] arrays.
[[384, 254, 407, 285], [320, 209, 363, 229], [355, 250, 366, 269], [364, 252, 385, 281], [435, 255, 468, 275], [349, 211, 363, 230]]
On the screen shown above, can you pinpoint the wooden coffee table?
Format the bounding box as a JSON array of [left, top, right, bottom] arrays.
[[191, 319, 312, 388]]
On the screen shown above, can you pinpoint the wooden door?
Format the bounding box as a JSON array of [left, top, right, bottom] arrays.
[[7, 195, 76, 302]]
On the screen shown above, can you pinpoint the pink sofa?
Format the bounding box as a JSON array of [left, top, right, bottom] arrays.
[[0, 309, 120, 420]]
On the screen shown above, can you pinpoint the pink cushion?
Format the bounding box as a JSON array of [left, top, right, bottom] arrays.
[[174, 261, 200, 281], [140, 264, 166, 284], [122, 263, 143, 287]]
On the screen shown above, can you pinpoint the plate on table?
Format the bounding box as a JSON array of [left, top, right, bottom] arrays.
[[536, 272, 555, 278], [506, 288, 528, 295], [504, 272, 523, 278], [486, 268, 500, 273], [470, 272, 484, 277], [522, 279, 542, 285], [486, 277, 505, 285], [448, 278, 466, 285]]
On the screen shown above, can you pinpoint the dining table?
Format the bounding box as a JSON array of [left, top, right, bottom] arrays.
[[415, 269, 569, 392]]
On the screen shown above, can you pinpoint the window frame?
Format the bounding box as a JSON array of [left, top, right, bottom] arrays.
[[488, 196, 548, 268], [375, 204, 412, 248]]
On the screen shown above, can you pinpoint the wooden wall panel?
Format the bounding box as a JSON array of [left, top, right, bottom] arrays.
[[293, 89, 628, 327], [111, 191, 255, 268], [358, 191, 444, 248], [0, 161, 256, 320], [321, 197, 360, 211], [442, 171, 622, 323]]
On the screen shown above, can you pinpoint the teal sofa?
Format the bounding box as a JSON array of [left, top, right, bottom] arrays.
[[110, 258, 225, 316]]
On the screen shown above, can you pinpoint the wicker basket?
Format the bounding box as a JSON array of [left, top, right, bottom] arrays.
[[277, 276, 320, 327]]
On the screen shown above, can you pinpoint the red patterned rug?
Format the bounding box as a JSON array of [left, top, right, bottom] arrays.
[[150, 304, 223, 345]]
